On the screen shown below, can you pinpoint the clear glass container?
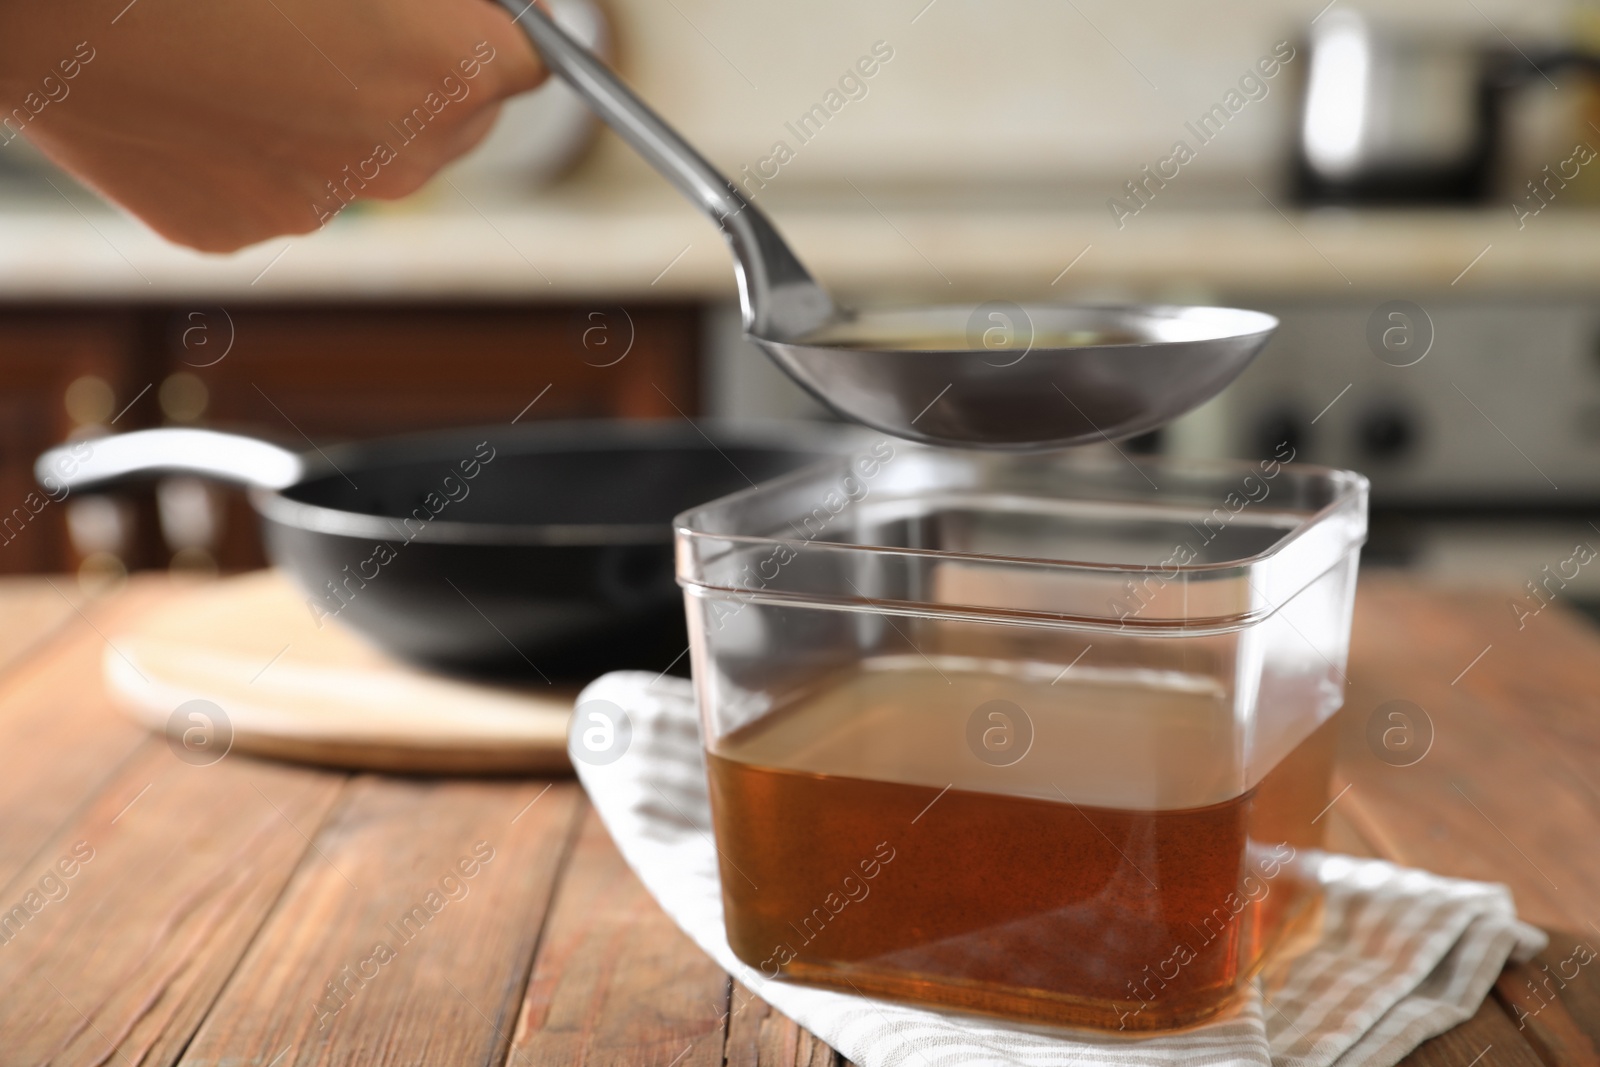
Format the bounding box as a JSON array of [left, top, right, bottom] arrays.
[[675, 444, 1368, 1031]]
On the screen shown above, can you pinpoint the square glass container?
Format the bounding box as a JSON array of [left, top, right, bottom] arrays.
[[675, 444, 1368, 1031]]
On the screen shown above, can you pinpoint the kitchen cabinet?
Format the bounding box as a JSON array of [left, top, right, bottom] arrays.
[[0, 303, 700, 575], [0, 311, 148, 575]]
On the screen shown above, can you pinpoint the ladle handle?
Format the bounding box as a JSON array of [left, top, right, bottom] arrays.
[[497, 0, 834, 337]]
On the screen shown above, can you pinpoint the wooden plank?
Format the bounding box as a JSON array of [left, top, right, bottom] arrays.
[[724, 982, 836, 1067], [1322, 802, 1380, 859], [1495, 934, 1600, 1067], [1336, 577, 1600, 933], [509, 807, 730, 1067], [179, 777, 582, 1067], [1331, 577, 1600, 1067], [0, 572, 1581, 1067], [1401, 993, 1550, 1067], [0, 577, 173, 887], [1358, 576, 1600, 775], [0, 575, 90, 678], [0, 740, 344, 1067]]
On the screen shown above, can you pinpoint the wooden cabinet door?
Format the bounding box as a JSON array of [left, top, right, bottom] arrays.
[[0, 312, 143, 575], [172, 304, 699, 438]]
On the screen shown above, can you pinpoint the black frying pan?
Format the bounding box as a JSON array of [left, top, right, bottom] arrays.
[[37, 420, 835, 680]]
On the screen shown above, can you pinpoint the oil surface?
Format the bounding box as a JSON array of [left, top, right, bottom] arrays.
[[706, 664, 1336, 1030], [795, 324, 1143, 352]]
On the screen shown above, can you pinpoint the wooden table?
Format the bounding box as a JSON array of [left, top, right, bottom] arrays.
[[0, 573, 1597, 1067]]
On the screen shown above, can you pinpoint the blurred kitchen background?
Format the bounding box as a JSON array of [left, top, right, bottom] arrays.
[[3, 0, 1600, 616]]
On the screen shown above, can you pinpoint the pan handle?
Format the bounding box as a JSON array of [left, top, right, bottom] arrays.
[[35, 428, 304, 495]]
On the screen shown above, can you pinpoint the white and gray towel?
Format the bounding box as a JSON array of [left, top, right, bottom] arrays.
[[572, 671, 1546, 1067]]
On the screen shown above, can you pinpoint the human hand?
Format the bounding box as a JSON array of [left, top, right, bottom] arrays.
[[0, 0, 545, 251]]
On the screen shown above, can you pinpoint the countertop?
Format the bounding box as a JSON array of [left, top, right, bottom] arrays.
[[0, 571, 1596, 1065], [6, 179, 1600, 302]]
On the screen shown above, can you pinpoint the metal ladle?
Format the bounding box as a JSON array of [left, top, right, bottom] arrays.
[[499, 2, 1277, 450]]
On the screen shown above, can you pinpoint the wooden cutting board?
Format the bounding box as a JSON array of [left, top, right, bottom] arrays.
[[103, 570, 574, 774]]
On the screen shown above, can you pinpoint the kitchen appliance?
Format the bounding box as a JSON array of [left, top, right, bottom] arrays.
[[37, 420, 832, 678], [1210, 297, 1600, 505], [497, 0, 1279, 450], [676, 445, 1368, 1028], [1294, 10, 1600, 204]]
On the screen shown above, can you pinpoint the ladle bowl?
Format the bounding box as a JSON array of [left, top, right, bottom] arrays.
[[765, 303, 1275, 448], [500, 1, 1277, 449]]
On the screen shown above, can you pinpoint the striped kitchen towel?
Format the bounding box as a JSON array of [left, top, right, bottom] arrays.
[[572, 671, 1546, 1067]]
